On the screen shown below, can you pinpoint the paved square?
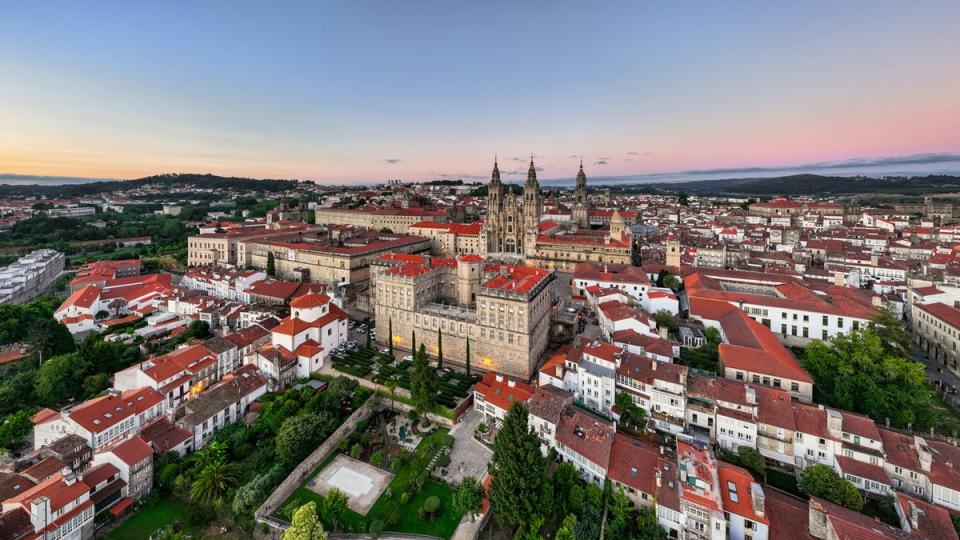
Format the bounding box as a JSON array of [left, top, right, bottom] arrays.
[[306, 454, 393, 515], [443, 409, 492, 485]]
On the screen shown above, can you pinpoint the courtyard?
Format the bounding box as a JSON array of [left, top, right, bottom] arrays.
[[438, 409, 492, 485]]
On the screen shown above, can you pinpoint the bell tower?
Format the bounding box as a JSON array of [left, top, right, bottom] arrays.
[[572, 160, 589, 228], [523, 157, 542, 257], [483, 158, 504, 254]]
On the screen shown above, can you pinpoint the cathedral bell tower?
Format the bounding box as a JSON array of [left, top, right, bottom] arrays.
[[483, 158, 505, 254], [523, 157, 542, 258], [572, 160, 589, 228]]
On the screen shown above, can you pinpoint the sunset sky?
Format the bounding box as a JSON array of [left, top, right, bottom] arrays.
[[1, 1, 959, 184]]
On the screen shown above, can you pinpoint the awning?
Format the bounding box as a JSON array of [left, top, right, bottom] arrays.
[[109, 497, 135, 517]]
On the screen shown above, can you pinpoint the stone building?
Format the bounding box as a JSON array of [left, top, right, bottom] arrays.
[[372, 253, 556, 379], [478, 158, 633, 272], [313, 206, 446, 233], [481, 157, 543, 258]]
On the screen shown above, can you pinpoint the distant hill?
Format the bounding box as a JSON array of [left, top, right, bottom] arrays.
[[0, 173, 303, 197], [616, 174, 960, 197]]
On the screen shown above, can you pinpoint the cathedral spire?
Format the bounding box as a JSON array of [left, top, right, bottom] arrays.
[[526, 155, 538, 186], [491, 156, 501, 185]]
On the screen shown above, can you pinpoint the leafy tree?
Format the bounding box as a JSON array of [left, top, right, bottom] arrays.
[[663, 274, 681, 290], [606, 487, 634, 538], [285, 502, 328, 540], [319, 488, 349, 531], [636, 506, 668, 540], [25, 317, 75, 361], [489, 402, 548, 529], [802, 328, 935, 429], [276, 413, 336, 465], [82, 373, 111, 396], [267, 251, 276, 276], [0, 410, 35, 451], [653, 310, 678, 332], [615, 391, 646, 427], [799, 464, 863, 511], [555, 514, 577, 540], [190, 459, 240, 505], [34, 353, 83, 405], [680, 327, 721, 371], [436, 328, 443, 369], [453, 475, 484, 522], [465, 336, 471, 376], [869, 304, 911, 357], [412, 330, 417, 357], [410, 344, 437, 416], [732, 446, 767, 482], [552, 462, 580, 515], [0, 369, 37, 415]]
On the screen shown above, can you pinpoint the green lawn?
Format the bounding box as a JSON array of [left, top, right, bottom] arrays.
[[106, 497, 193, 539], [279, 427, 464, 538]]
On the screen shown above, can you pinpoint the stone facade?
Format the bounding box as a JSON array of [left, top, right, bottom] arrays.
[[313, 206, 446, 233], [372, 254, 556, 379]]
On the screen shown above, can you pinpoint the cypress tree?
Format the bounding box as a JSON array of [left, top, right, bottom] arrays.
[[437, 328, 443, 369], [489, 402, 548, 529], [387, 318, 393, 356], [266, 251, 276, 277]]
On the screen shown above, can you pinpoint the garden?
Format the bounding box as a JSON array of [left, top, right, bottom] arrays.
[[278, 408, 466, 539], [101, 376, 371, 538], [333, 346, 478, 409]]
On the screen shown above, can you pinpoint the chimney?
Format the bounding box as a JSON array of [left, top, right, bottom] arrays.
[[495, 373, 503, 383], [61, 467, 77, 486], [651, 361, 657, 372], [833, 272, 845, 287], [656, 469, 662, 488], [658, 326, 668, 339], [507, 379, 516, 388], [30, 497, 50, 531], [908, 500, 919, 530]]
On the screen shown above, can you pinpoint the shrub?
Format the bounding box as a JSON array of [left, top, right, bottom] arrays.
[[437, 455, 451, 468], [350, 443, 363, 459], [400, 492, 409, 505], [421, 495, 442, 519], [441, 434, 455, 448], [371, 450, 384, 467], [369, 519, 385, 538]]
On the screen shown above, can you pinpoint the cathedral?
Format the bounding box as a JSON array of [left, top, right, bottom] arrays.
[[481, 157, 543, 257], [480, 156, 634, 272], [481, 157, 593, 257]]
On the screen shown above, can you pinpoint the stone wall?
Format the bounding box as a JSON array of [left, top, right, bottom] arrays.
[[255, 399, 375, 538]]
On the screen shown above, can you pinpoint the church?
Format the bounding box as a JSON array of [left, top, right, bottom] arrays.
[[481, 157, 634, 272]]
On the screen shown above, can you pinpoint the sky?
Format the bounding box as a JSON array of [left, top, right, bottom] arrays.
[[1, 1, 959, 185]]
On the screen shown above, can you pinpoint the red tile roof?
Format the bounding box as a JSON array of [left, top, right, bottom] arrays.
[[917, 302, 960, 329], [68, 387, 162, 434], [474, 372, 533, 412], [607, 433, 659, 496], [289, 292, 331, 309], [107, 436, 154, 465], [56, 285, 100, 312], [718, 461, 768, 525], [555, 406, 615, 470]]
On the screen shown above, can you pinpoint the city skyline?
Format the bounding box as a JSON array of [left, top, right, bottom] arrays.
[[2, 1, 959, 183]]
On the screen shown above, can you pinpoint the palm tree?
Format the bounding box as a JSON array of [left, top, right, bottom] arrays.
[[190, 459, 240, 505]]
